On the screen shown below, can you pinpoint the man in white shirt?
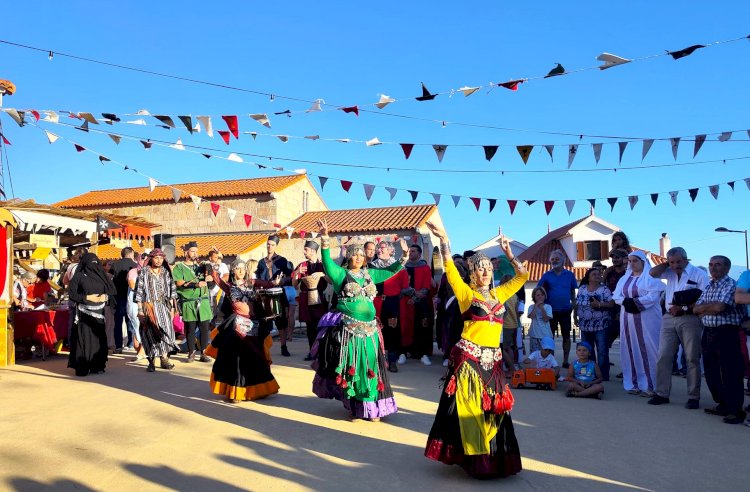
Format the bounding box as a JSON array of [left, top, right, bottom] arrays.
[[647, 247, 709, 409]]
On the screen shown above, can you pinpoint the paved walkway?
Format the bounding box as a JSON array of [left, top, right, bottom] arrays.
[[1, 337, 747, 491]]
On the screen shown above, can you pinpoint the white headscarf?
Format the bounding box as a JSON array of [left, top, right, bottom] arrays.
[[613, 250, 664, 299]]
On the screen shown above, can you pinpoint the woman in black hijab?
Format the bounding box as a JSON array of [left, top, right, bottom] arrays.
[[68, 253, 117, 376]]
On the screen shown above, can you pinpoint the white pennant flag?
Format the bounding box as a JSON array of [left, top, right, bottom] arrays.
[[310, 231, 318, 238], [628, 195, 639, 210], [250, 113, 271, 128], [226, 208, 237, 222], [306, 99, 324, 112], [197, 116, 213, 137], [375, 94, 395, 109], [193, 121, 201, 133], [285, 226, 294, 237], [259, 218, 269, 225], [170, 138, 185, 150], [305, 135, 320, 140], [641, 139, 654, 162], [363, 184, 376, 200], [669, 191, 679, 205], [126, 118, 147, 125], [431, 193, 441, 205], [693, 134, 706, 157], [227, 153, 243, 162], [336, 138, 351, 144], [45, 130, 59, 144], [544, 145, 554, 162], [592, 143, 602, 164], [433, 145, 447, 163], [171, 188, 182, 204], [190, 195, 202, 210], [596, 52, 632, 70], [42, 110, 59, 123], [4, 108, 23, 126], [385, 187, 398, 200], [148, 178, 158, 191], [709, 185, 719, 200], [136, 109, 151, 115], [79, 112, 98, 124], [365, 137, 382, 147], [718, 131, 732, 142], [565, 200, 575, 215], [670, 137, 680, 160], [452, 195, 461, 207], [459, 86, 480, 97], [568, 144, 578, 168]]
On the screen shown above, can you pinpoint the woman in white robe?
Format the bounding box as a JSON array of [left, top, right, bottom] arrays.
[[613, 251, 664, 396]]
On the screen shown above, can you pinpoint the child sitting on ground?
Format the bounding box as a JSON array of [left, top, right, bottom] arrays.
[[521, 336, 560, 378], [565, 341, 604, 399]]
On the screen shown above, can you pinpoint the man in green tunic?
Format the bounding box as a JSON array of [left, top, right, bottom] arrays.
[[173, 241, 214, 362]]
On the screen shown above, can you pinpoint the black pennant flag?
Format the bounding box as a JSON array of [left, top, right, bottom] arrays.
[[488, 198, 497, 213], [483, 146, 499, 162], [689, 188, 699, 202], [179, 116, 194, 134], [607, 197, 618, 211], [651, 193, 659, 205], [668, 44, 705, 60], [587, 198, 596, 209]]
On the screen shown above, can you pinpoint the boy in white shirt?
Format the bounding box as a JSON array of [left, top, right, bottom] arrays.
[[522, 336, 560, 377]]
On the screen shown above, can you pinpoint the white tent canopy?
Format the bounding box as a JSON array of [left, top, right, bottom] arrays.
[[10, 209, 96, 237]]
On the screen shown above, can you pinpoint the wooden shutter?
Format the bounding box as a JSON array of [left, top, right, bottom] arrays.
[[600, 241, 608, 260], [576, 241, 584, 261]]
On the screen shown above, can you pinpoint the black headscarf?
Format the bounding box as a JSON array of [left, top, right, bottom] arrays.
[[69, 253, 117, 304]]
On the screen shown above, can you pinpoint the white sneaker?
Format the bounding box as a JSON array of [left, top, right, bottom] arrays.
[[421, 355, 432, 366], [397, 354, 407, 365], [269, 328, 279, 337], [442, 359, 450, 367]]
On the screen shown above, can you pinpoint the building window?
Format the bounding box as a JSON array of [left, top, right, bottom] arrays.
[[576, 240, 608, 261]]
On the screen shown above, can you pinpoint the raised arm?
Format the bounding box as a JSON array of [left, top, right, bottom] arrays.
[[317, 219, 347, 291], [426, 221, 475, 311], [492, 233, 529, 303]]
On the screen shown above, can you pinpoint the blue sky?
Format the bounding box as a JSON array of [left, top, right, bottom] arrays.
[[1, 2, 749, 270]]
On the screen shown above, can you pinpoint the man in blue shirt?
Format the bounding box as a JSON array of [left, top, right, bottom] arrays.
[[537, 249, 577, 368]]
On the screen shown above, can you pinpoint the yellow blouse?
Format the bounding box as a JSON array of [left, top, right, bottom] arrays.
[[444, 259, 529, 348]]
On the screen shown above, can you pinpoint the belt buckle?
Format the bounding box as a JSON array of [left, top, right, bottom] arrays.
[[381, 295, 387, 301]]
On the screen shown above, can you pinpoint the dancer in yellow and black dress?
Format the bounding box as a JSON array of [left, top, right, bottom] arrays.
[[424, 221, 528, 479]]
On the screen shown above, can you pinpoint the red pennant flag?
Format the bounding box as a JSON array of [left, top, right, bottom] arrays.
[[273, 223, 282, 230], [544, 200, 555, 215], [1, 135, 10, 145], [470, 197, 481, 211], [340, 180, 353, 192], [222, 115, 239, 139], [243, 214, 253, 228], [30, 110, 41, 121], [218, 130, 231, 145], [508, 200, 518, 215], [299, 229, 306, 238], [499, 79, 523, 91], [400, 143, 414, 159], [341, 106, 359, 116], [376, 237, 381, 243], [210, 202, 220, 216], [74, 144, 86, 152]]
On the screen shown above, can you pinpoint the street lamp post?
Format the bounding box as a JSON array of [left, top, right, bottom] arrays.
[[715, 227, 749, 270]]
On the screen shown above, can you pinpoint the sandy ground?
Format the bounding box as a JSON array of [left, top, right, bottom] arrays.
[[1, 336, 747, 492]]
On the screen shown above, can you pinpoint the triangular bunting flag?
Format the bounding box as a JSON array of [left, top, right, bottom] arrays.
[[170, 138, 185, 151], [250, 113, 271, 128], [363, 184, 375, 201], [98, 156, 110, 164], [310, 231, 318, 238], [507, 200, 517, 215], [366, 137, 382, 147], [592, 143, 602, 164], [499, 79, 523, 91], [628, 195, 639, 210], [0, 133, 12, 145], [693, 134, 706, 157], [298, 230, 306, 238], [400, 143, 414, 159], [273, 223, 282, 230], [319, 176, 328, 190], [459, 86, 480, 97], [74, 144, 86, 152], [709, 185, 719, 199], [154, 115, 176, 128], [4, 108, 24, 126], [172, 188, 182, 204], [340, 180, 353, 192], [306, 99, 324, 112], [76, 120, 89, 132], [728, 181, 735, 191], [544, 63, 566, 78], [433, 145, 447, 163], [516, 145, 533, 164], [431, 193, 441, 205], [244, 214, 253, 228], [587, 198, 596, 209], [607, 197, 618, 211], [178, 116, 193, 133], [745, 178, 750, 191], [42, 110, 59, 123], [544, 145, 554, 162], [565, 200, 575, 215], [618, 142, 627, 164], [126, 118, 147, 125], [642, 139, 654, 161], [45, 130, 59, 144], [218, 130, 231, 145], [544, 201, 555, 215], [108, 134, 121, 145], [596, 52, 632, 70], [668, 44, 705, 60], [277, 135, 289, 143], [452, 195, 461, 207], [202, 154, 212, 159], [470, 197, 481, 211], [524, 200, 536, 206], [375, 94, 395, 109], [197, 116, 213, 137], [285, 226, 294, 237], [79, 112, 98, 124], [568, 144, 578, 168], [415, 82, 436, 101], [669, 191, 678, 205], [148, 178, 158, 191], [651, 193, 659, 205], [718, 131, 732, 142], [409, 190, 419, 203], [488, 198, 497, 213], [227, 153, 243, 162], [191, 195, 202, 210], [222, 115, 239, 139], [386, 187, 398, 200], [227, 208, 237, 222], [483, 146, 499, 162], [341, 106, 359, 116], [101, 112, 119, 123], [688, 188, 698, 202], [140, 140, 153, 149], [210, 202, 220, 216], [670, 137, 680, 160]]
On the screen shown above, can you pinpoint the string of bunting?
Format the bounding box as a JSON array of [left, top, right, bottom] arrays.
[[15, 115, 750, 175], [1, 34, 747, 121], [2, 106, 747, 167], [19, 119, 750, 220]]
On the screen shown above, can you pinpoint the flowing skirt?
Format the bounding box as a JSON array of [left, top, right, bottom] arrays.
[[425, 340, 521, 479], [620, 308, 660, 392], [68, 303, 109, 377], [139, 301, 179, 358], [311, 312, 397, 419], [208, 314, 279, 401]]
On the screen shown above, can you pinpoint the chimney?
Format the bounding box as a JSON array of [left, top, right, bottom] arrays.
[[659, 233, 671, 257]]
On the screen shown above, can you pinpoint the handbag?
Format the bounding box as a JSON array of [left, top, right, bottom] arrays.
[[622, 298, 641, 314], [672, 288, 702, 307], [173, 313, 184, 335]]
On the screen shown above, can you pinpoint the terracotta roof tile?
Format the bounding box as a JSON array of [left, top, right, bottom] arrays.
[[174, 233, 268, 258], [96, 243, 146, 261], [54, 175, 307, 209], [287, 205, 437, 234]]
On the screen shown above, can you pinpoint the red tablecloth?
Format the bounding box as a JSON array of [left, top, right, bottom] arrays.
[[13, 309, 70, 350]]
